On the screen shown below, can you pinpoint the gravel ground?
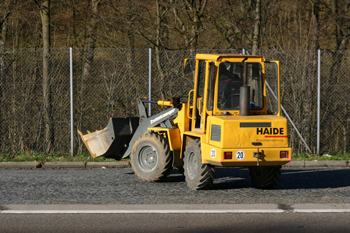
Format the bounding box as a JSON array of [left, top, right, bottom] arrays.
[[1, 167, 350, 204]]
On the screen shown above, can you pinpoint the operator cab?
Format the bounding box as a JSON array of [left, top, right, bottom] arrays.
[[216, 61, 263, 111], [186, 54, 275, 133]]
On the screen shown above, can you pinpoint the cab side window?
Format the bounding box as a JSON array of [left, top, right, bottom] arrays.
[[197, 60, 206, 97], [207, 62, 216, 111]]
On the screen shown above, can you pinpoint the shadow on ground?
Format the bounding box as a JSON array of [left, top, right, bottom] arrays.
[[163, 167, 350, 190]]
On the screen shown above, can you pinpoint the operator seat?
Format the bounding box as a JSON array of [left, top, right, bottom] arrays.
[[218, 63, 243, 110]]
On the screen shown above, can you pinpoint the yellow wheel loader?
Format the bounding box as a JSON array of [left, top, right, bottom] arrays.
[[78, 54, 292, 190]]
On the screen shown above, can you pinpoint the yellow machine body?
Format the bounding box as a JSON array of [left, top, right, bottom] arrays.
[[201, 115, 291, 166], [78, 53, 292, 189], [79, 54, 291, 169], [148, 54, 291, 167]]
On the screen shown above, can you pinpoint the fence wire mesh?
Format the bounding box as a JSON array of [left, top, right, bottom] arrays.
[[320, 50, 350, 154], [0, 48, 70, 153], [0, 48, 349, 155], [253, 50, 319, 154], [73, 48, 149, 152]]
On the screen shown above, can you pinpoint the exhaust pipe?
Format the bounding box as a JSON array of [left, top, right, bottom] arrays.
[[240, 60, 250, 116], [239, 86, 250, 116]]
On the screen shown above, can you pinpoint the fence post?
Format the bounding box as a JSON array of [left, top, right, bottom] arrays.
[[317, 49, 321, 156], [149, 47, 152, 116], [70, 47, 74, 157]]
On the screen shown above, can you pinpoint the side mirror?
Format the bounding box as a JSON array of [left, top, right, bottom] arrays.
[[184, 58, 195, 75]]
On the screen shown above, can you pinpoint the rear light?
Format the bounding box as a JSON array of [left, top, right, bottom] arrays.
[[224, 152, 232, 159], [280, 151, 288, 158]]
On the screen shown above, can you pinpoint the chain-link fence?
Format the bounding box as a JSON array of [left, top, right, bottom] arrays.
[[320, 50, 350, 154], [254, 50, 320, 154], [0, 48, 70, 153], [0, 48, 349, 155]]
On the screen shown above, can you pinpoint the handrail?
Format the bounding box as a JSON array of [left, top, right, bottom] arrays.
[[187, 89, 194, 120]]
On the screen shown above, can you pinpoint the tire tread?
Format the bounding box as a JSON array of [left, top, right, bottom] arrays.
[[249, 165, 281, 189], [131, 132, 172, 182], [184, 139, 215, 190]]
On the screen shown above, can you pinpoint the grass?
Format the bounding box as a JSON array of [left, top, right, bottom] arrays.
[[0, 151, 124, 163], [1, 151, 349, 162]]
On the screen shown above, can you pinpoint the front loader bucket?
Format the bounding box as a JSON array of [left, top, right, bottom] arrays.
[[78, 117, 139, 160]]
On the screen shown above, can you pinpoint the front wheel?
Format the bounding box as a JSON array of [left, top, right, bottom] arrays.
[[249, 166, 281, 189], [184, 139, 215, 190], [131, 132, 172, 182]]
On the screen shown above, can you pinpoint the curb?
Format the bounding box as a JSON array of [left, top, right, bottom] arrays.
[[0, 161, 130, 169], [0, 161, 348, 169], [282, 161, 305, 167], [0, 162, 41, 169], [42, 162, 86, 169], [304, 160, 349, 167], [85, 161, 130, 168], [282, 160, 349, 168]]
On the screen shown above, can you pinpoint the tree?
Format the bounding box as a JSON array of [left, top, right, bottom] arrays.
[[0, 2, 12, 151], [77, 0, 101, 152], [310, 0, 320, 50], [34, 0, 54, 153], [170, 0, 208, 50], [252, 0, 261, 55]]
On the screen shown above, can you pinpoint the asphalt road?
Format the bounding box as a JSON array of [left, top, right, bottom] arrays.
[[1, 167, 350, 204], [1, 212, 350, 233], [1, 167, 350, 232]]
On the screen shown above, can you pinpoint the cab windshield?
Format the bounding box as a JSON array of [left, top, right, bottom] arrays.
[[217, 62, 263, 110]]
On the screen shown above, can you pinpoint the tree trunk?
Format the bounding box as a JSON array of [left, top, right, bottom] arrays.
[[170, 0, 207, 51], [311, 0, 320, 50], [0, 22, 5, 152], [252, 0, 261, 55], [82, 0, 99, 81], [39, 0, 54, 153], [0, 0, 11, 152], [77, 0, 100, 153], [156, 0, 166, 99]]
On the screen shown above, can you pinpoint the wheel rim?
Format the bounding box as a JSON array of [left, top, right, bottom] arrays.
[[187, 151, 198, 179], [138, 145, 157, 171]]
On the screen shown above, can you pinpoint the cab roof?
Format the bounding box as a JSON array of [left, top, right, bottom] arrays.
[[195, 54, 265, 62]]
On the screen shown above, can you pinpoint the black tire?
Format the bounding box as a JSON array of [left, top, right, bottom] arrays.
[[249, 165, 281, 189], [131, 132, 172, 182], [184, 139, 215, 190]]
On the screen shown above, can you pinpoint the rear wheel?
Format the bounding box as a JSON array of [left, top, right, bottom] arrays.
[[249, 165, 281, 189], [184, 139, 215, 190], [131, 132, 172, 182]]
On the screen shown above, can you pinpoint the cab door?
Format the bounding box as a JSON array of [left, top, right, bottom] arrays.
[[192, 60, 206, 131]]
